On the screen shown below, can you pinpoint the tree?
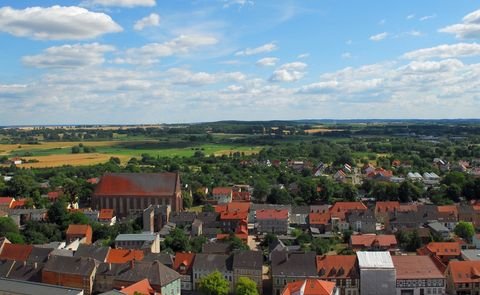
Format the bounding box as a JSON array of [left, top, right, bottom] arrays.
[[310, 238, 331, 255], [406, 230, 422, 252], [47, 199, 69, 228], [164, 228, 191, 253], [454, 221, 475, 243], [235, 277, 259, 295], [198, 271, 229, 295], [0, 217, 19, 236], [253, 180, 269, 203], [71, 146, 80, 154]]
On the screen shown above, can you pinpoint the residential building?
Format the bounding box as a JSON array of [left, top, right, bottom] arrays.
[[211, 187, 233, 204], [98, 209, 116, 226], [173, 252, 195, 291], [309, 212, 331, 234], [271, 251, 317, 295], [316, 255, 359, 295], [417, 242, 461, 265], [42, 256, 98, 295], [232, 251, 263, 293], [114, 233, 160, 253], [143, 205, 170, 233], [170, 211, 196, 227], [461, 249, 480, 261], [473, 234, 480, 249], [74, 244, 110, 262], [256, 209, 289, 234], [0, 243, 33, 261], [427, 222, 451, 240], [0, 259, 42, 282], [445, 261, 480, 295], [0, 197, 14, 211], [350, 234, 398, 252], [106, 249, 144, 264], [330, 202, 367, 232], [92, 172, 182, 217], [281, 279, 338, 295], [120, 278, 159, 295], [392, 255, 445, 295], [0, 278, 84, 295], [66, 224, 93, 245], [192, 254, 233, 291], [375, 201, 400, 223], [347, 209, 376, 233], [93, 262, 131, 293], [357, 251, 396, 295]]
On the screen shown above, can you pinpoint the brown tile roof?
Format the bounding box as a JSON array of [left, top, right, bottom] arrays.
[[66, 224, 92, 236], [281, 279, 336, 295], [375, 201, 400, 213], [256, 209, 288, 220], [0, 244, 33, 261], [448, 261, 480, 284], [392, 255, 444, 280], [438, 205, 458, 216], [99, 209, 114, 220], [121, 278, 155, 295], [173, 252, 195, 275], [94, 172, 179, 196], [316, 255, 358, 279], [309, 212, 331, 225], [0, 197, 13, 205], [106, 249, 144, 264], [421, 242, 461, 256], [350, 234, 397, 248], [212, 187, 233, 195], [9, 199, 27, 209], [215, 202, 250, 214]]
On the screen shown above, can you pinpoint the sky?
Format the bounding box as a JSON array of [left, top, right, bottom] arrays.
[[1, 1, 480, 125]]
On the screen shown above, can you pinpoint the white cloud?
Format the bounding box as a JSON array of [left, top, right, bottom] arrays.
[[235, 42, 278, 56], [370, 32, 388, 41], [403, 43, 480, 60], [22, 43, 114, 68], [0, 6, 122, 40], [270, 62, 307, 82], [419, 14, 436, 21], [406, 30, 422, 37], [297, 53, 310, 59], [440, 9, 480, 39], [134, 13, 160, 31], [81, 0, 156, 7], [256, 57, 279, 67], [223, 0, 254, 8], [117, 34, 218, 65], [406, 14, 415, 20], [342, 52, 352, 59]]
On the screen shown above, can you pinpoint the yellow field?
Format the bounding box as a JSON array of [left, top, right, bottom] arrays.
[[0, 141, 121, 155], [15, 153, 131, 168], [304, 126, 342, 134], [213, 148, 261, 156]]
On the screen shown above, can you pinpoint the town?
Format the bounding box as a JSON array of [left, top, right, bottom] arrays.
[[0, 122, 480, 295]]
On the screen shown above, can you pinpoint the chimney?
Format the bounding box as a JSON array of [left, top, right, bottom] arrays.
[[108, 263, 112, 271], [130, 259, 135, 269], [34, 262, 38, 269]]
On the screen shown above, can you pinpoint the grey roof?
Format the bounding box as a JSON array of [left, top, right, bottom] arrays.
[[74, 244, 110, 262], [0, 278, 84, 295], [292, 206, 310, 214], [28, 247, 53, 264], [0, 260, 42, 282], [309, 205, 330, 213], [43, 256, 97, 276], [193, 253, 233, 272], [428, 222, 449, 233], [99, 291, 124, 295], [170, 212, 196, 223], [35, 242, 64, 249], [357, 251, 394, 269], [114, 260, 180, 287], [232, 251, 262, 270], [347, 209, 375, 223], [96, 262, 131, 277], [202, 227, 220, 236], [289, 213, 308, 225], [50, 249, 74, 257], [115, 233, 157, 242], [196, 212, 219, 225], [271, 251, 317, 277], [461, 249, 480, 261], [143, 253, 174, 267], [202, 242, 231, 254]]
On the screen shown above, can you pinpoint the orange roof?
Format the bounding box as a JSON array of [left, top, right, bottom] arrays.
[[47, 191, 62, 200], [437, 205, 458, 216], [66, 224, 92, 236], [256, 209, 288, 220], [121, 279, 155, 295], [9, 199, 27, 209], [106, 249, 144, 264], [220, 210, 248, 221], [316, 255, 357, 279], [392, 255, 444, 280], [281, 279, 336, 295], [330, 202, 367, 213], [423, 242, 461, 256], [375, 201, 400, 213], [99, 209, 114, 220], [309, 212, 331, 225], [398, 204, 418, 212], [351, 234, 397, 248], [448, 261, 480, 284], [232, 191, 251, 201], [215, 202, 250, 213], [0, 197, 13, 205], [212, 187, 232, 195], [0, 243, 33, 261], [173, 252, 195, 274], [217, 233, 248, 242]]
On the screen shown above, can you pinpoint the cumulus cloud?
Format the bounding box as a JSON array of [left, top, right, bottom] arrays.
[[440, 9, 480, 39], [22, 43, 114, 68], [370, 32, 388, 41], [270, 62, 307, 82], [134, 13, 160, 31], [403, 43, 480, 60], [235, 42, 278, 56], [0, 6, 122, 40], [116, 34, 218, 65], [256, 57, 279, 67], [81, 0, 156, 7]]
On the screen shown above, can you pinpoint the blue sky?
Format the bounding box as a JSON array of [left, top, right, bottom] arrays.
[[1, 0, 480, 124]]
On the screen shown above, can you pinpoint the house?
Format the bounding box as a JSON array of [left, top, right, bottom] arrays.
[[106, 249, 144, 264], [192, 254, 233, 291], [423, 172, 441, 186], [120, 278, 159, 295], [42, 256, 98, 295], [232, 191, 251, 202], [347, 209, 376, 233], [357, 251, 396, 295], [201, 242, 232, 254], [427, 222, 451, 240], [98, 209, 116, 226], [27, 246, 53, 264], [0, 237, 10, 253], [366, 168, 393, 181], [143, 205, 171, 233], [217, 202, 249, 233], [114, 233, 160, 253], [170, 212, 196, 227], [66, 224, 92, 245], [316, 255, 359, 295], [173, 252, 195, 291], [93, 262, 131, 293], [0, 278, 84, 295], [8, 208, 48, 227], [0, 259, 43, 282], [256, 209, 289, 234], [0, 243, 33, 261], [10, 199, 28, 209], [281, 279, 338, 295], [74, 244, 110, 263], [458, 205, 480, 229], [407, 172, 423, 182], [333, 170, 347, 183], [330, 202, 367, 232], [211, 187, 233, 204], [392, 255, 445, 295], [445, 261, 480, 295], [308, 212, 331, 233], [350, 234, 398, 252], [232, 251, 263, 293], [313, 162, 327, 176], [271, 251, 317, 295], [417, 242, 461, 265], [113, 260, 181, 295], [92, 172, 182, 217], [0, 197, 14, 211], [461, 249, 480, 261], [375, 201, 400, 223]]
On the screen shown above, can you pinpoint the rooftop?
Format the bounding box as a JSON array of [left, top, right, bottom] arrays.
[[94, 172, 179, 196], [357, 251, 394, 269], [281, 279, 336, 295], [0, 278, 83, 295], [392, 255, 444, 280]]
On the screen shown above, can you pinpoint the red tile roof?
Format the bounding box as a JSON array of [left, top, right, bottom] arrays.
[[220, 210, 248, 221], [121, 278, 155, 295], [448, 261, 480, 284], [99, 209, 114, 220], [94, 172, 178, 196], [47, 191, 62, 201], [375, 201, 400, 213], [420, 242, 461, 257], [281, 279, 336, 295], [350, 234, 397, 248], [316, 255, 357, 279], [9, 199, 27, 209], [232, 191, 251, 202], [256, 209, 289, 220], [0, 243, 33, 261], [330, 202, 367, 219], [212, 187, 232, 195], [215, 202, 250, 214], [398, 204, 418, 212], [173, 252, 195, 275], [438, 205, 458, 216], [309, 212, 331, 225], [0, 197, 13, 205], [392, 255, 444, 280], [66, 224, 92, 236], [106, 249, 144, 264]]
